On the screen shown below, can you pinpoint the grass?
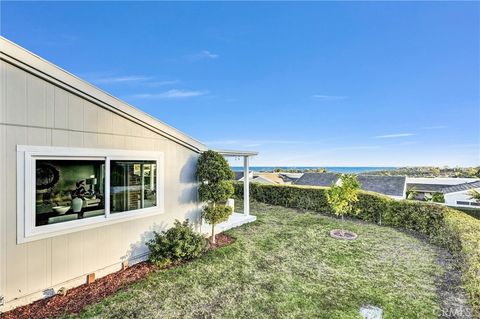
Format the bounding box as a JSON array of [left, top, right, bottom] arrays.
[[71, 201, 443, 319]]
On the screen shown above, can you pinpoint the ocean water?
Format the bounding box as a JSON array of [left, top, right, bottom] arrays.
[[230, 166, 397, 174]]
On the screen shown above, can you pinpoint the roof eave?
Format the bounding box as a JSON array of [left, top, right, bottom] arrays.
[[0, 36, 208, 153], [215, 149, 259, 157]]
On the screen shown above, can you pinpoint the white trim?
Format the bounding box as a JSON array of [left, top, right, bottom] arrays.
[[16, 145, 165, 244], [244, 156, 250, 216]]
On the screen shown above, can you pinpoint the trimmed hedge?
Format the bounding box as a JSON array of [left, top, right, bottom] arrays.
[[234, 182, 480, 316]]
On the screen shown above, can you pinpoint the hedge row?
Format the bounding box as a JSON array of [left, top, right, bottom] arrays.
[[234, 182, 480, 316]]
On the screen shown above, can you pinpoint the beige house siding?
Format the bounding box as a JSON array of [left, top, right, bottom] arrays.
[[0, 58, 202, 310]]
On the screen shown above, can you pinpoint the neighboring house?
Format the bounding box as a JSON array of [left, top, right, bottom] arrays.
[[357, 175, 406, 200], [406, 178, 480, 207], [278, 172, 303, 184], [237, 172, 294, 185], [235, 171, 253, 182], [294, 172, 339, 187], [294, 173, 406, 199], [0, 37, 257, 311], [442, 181, 480, 208]]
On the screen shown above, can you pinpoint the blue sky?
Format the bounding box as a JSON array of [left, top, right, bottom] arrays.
[[2, 2, 479, 167]]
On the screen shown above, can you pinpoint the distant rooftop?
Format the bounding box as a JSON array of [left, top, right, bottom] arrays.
[[442, 181, 480, 194], [294, 173, 406, 197], [294, 173, 339, 187]]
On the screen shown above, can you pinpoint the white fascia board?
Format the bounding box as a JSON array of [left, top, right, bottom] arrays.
[[0, 36, 208, 153]]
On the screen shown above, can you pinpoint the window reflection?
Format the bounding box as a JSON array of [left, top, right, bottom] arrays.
[[110, 161, 157, 213], [35, 160, 105, 226]]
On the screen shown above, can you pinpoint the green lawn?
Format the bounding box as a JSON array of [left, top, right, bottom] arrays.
[[73, 201, 443, 319]]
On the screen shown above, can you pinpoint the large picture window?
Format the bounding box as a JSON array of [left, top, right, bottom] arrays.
[[17, 146, 164, 243], [35, 159, 106, 226]]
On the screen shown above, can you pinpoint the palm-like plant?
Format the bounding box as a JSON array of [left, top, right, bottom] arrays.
[[468, 189, 480, 203]]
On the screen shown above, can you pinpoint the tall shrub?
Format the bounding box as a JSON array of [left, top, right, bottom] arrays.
[[196, 150, 234, 244]]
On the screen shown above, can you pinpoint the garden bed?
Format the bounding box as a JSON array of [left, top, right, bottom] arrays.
[[2, 233, 234, 319]]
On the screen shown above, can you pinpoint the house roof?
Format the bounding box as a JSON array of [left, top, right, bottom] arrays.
[[295, 173, 406, 197], [406, 183, 449, 193], [358, 175, 406, 197], [255, 173, 286, 184], [234, 172, 245, 181], [251, 176, 277, 185], [442, 181, 480, 194], [1, 37, 257, 157], [294, 173, 339, 187]]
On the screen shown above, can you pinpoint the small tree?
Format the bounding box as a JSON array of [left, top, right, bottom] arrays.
[[196, 150, 234, 244], [326, 174, 360, 231]]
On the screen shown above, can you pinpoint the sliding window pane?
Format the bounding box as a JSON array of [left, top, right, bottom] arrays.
[[110, 160, 157, 213], [35, 159, 105, 226]]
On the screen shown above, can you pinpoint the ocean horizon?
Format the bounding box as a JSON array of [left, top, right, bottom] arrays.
[[230, 166, 397, 174]]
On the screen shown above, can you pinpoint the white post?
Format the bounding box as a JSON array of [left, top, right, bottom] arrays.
[[243, 156, 250, 216]]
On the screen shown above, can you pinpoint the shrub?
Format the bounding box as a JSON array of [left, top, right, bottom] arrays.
[[431, 192, 445, 203], [439, 209, 480, 315], [234, 182, 480, 316], [147, 220, 207, 267]]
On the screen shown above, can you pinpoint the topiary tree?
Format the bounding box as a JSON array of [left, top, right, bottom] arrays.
[[196, 150, 234, 244], [326, 174, 360, 231]]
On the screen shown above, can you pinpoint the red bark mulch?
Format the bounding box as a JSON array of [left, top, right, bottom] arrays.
[[2, 233, 235, 319]]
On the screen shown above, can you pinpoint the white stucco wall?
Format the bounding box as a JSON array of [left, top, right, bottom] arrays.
[[0, 49, 203, 311], [444, 188, 480, 207]]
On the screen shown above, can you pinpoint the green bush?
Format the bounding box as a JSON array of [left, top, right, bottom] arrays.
[[147, 220, 207, 267], [234, 182, 480, 316], [439, 209, 480, 315]]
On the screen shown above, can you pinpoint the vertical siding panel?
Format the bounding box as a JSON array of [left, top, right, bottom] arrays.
[[83, 132, 98, 148], [5, 126, 27, 299], [82, 229, 99, 274], [0, 61, 6, 122], [25, 128, 50, 294], [0, 62, 6, 299], [83, 102, 99, 133], [0, 125, 6, 298], [50, 236, 68, 285], [5, 63, 27, 125], [54, 87, 68, 129], [45, 83, 55, 128], [51, 129, 69, 147], [68, 131, 84, 146], [68, 95, 84, 131], [26, 241, 48, 293], [26, 74, 46, 127], [66, 232, 84, 280], [97, 108, 113, 134]]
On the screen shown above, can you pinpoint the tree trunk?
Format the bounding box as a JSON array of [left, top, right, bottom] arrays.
[[211, 224, 216, 244]]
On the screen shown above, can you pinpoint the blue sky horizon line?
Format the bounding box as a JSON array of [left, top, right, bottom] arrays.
[[2, 2, 479, 166]]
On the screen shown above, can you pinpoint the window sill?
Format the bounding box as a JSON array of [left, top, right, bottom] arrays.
[[20, 206, 165, 244]]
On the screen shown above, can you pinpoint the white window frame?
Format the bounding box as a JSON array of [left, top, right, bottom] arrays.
[[17, 145, 165, 244]]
